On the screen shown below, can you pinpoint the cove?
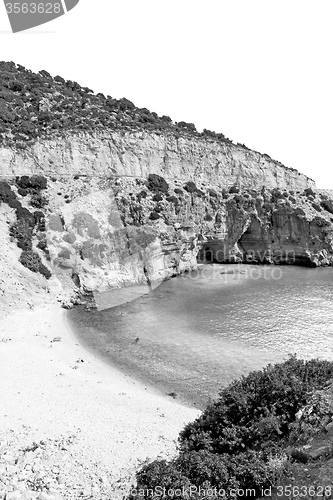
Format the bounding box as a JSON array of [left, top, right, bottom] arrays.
[[68, 264, 333, 409]]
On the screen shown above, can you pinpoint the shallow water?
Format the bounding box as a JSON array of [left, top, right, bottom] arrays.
[[68, 265, 333, 409]]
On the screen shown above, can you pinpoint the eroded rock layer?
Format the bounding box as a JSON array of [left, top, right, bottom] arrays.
[[0, 132, 332, 305]]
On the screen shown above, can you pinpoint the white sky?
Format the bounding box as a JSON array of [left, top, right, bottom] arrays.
[[0, 0, 332, 188]]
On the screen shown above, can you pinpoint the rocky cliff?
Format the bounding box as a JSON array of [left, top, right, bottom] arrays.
[[1, 165, 333, 311], [0, 62, 332, 310], [0, 130, 314, 190]]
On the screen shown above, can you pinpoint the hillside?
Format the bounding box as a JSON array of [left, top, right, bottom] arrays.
[[0, 61, 313, 189], [1, 62, 333, 500], [0, 62, 333, 314]]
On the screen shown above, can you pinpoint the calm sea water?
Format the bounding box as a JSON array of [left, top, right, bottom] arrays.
[[68, 265, 333, 409]]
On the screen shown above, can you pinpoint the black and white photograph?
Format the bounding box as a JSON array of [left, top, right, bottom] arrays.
[[0, 1, 333, 499]]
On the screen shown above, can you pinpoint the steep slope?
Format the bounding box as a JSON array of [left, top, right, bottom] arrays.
[[0, 130, 313, 190], [0, 62, 331, 308]]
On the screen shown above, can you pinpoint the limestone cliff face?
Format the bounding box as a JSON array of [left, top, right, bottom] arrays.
[[1, 130, 332, 304], [0, 130, 314, 190], [42, 176, 333, 295]]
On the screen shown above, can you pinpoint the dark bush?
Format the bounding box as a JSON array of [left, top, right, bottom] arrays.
[[10, 219, 33, 250], [304, 187, 316, 197], [204, 214, 213, 221], [152, 193, 163, 202], [149, 211, 160, 220], [320, 199, 333, 215], [147, 174, 169, 194], [34, 211, 46, 231], [30, 193, 48, 208], [270, 188, 283, 202], [221, 189, 229, 199], [16, 175, 47, 191], [131, 357, 333, 499], [19, 250, 51, 279], [36, 239, 47, 252], [312, 202, 322, 212], [183, 181, 197, 194], [229, 185, 240, 194], [16, 206, 35, 227], [0, 181, 17, 206], [166, 196, 179, 205], [174, 188, 183, 195], [17, 187, 28, 196], [180, 357, 333, 455], [208, 189, 218, 198], [176, 121, 197, 132]]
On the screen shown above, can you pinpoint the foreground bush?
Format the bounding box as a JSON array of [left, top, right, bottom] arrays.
[[19, 250, 51, 279], [180, 357, 333, 454], [129, 357, 333, 499]]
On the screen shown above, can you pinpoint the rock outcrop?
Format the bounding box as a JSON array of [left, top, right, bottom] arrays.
[[1, 142, 333, 303], [0, 61, 331, 304]]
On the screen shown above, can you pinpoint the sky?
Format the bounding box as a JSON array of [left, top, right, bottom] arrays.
[[0, 0, 332, 187]]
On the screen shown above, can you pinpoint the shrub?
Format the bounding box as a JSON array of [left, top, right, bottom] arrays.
[[30, 193, 48, 208], [304, 187, 316, 197], [131, 357, 333, 499], [10, 219, 33, 251], [270, 188, 283, 202], [166, 196, 178, 205], [16, 175, 47, 191], [208, 189, 218, 198], [180, 357, 333, 455], [320, 199, 333, 215], [204, 214, 213, 221], [229, 185, 240, 194], [174, 188, 183, 195], [152, 193, 163, 202], [19, 250, 51, 279], [312, 202, 322, 212], [0, 181, 17, 207], [183, 181, 197, 194], [149, 211, 160, 220], [16, 206, 35, 226], [36, 239, 47, 252], [147, 174, 169, 194]]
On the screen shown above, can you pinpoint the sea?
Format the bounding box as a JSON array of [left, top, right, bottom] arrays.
[[68, 264, 333, 409]]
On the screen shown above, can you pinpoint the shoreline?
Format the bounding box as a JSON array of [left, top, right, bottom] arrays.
[[0, 303, 200, 497]]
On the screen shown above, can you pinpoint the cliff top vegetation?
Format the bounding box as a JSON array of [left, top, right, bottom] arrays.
[[0, 61, 302, 176]]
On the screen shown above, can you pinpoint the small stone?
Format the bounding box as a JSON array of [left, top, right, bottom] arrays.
[[37, 494, 51, 500], [6, 491, 22, 500]]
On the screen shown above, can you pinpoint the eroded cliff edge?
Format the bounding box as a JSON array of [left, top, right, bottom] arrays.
[[0, 60, 331, 311], [0, 130, 314, 190], [1, 134, 333, 313]]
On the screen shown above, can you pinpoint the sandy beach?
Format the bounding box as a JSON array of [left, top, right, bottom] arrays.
[[0, 303, 200, 498]]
